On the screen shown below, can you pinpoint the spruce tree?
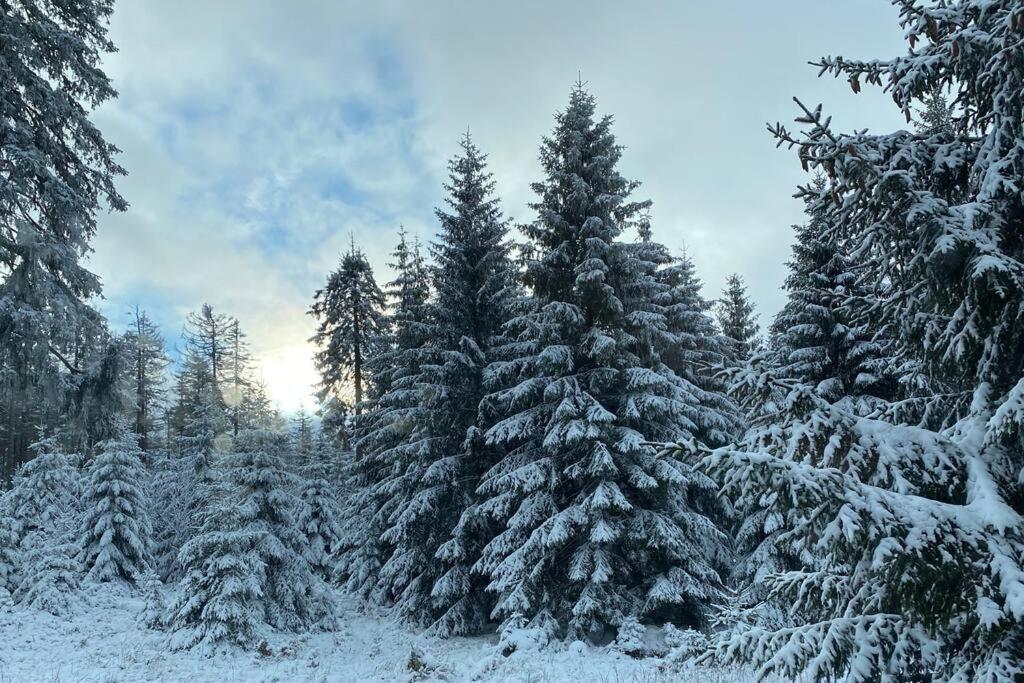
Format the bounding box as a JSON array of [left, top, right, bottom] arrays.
[[0, 520, 18, 604], [167, 489, 264, 649], [0, 0, 127, 472], [478, 85, 730, 639], [771, 178, 892, 402], [296, 460, 345, 583], [656, 251, 742, 446], [716, 274, 759, 361], [339, 229, 432, 604], [4, 439, 83, 614], [79, 430, 153, 583], [5, 438, 81, 543], [148, 452, 196, 581], [426, 136, 524, 637], [168, 430, 334, 648], [684, 2, 1024, 679], [310, 243, 388, 414]]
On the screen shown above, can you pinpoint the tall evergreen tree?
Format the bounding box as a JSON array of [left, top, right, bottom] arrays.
[[0, 0, 127, 475], [339, 229, 432, 604], [123, 307, 169, 450], [184, 304, 234, 389], [310, 244, 388, 414], [223, 319, 253, 436], [477, 85, 730, 639], [690, 3, 1024, 679], [716, 274, 759, 361], [655, 251, 741, 446], [356, 135, 523, 635]]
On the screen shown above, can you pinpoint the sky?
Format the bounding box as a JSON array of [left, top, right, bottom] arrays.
[[87, 1, 909, 413]]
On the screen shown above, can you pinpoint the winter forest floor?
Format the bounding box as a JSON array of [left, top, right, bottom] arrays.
[[0, 586, 758, 683]]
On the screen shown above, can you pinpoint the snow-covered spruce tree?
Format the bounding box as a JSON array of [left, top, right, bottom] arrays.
[[79, 429, 153, 583], [166, 484, 264, 650], [654, 250, 742, 447], [4, 437, 82, 543], [770, 176, 893, 402], [15, 529, 81, 615], [148, 452, 196, 581], [0, 0, 126, 473], [296, 459, 346, 584], [4, 438, 83, 614], [715, 274, 759, 362], [310, 242, 388, 414], [229, 429, 334, 632], [339, 228, 432, 604], [0, 516, 19, 604], [363, 135, 523, 635], [168, 430, 335, 648], [665, 3, 1024, 680], [477, 85, 730, 640], [291, 408, 316, 465]]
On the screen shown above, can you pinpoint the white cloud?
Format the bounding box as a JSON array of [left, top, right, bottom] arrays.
[[87, 0, 911, 411]]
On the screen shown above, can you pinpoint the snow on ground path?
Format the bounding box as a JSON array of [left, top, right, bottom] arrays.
[[0, 586, 752, 682]]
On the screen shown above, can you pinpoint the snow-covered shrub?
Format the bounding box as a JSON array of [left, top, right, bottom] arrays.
[[79, 432, 153, 583], [495, 612, 554, 657], [612, 617, 648, 657], [15, 530, 80, 615], [139, 569, 166, 629], [663, 623, 709, 665]]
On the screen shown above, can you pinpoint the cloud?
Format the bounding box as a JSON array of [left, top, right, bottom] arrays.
[[86, 0, 911, 411]]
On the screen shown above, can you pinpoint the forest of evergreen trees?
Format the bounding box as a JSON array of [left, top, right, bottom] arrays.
[[2, 0, 1023, 680]]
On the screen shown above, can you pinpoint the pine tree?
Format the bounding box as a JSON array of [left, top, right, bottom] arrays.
[[0, 0, 127, 473], [478, 85, 730, 639], [79, 430, 153, 583], [715, 274, 759, 361], [122, 308, 170, 451], [689, 3, 1024, 679]]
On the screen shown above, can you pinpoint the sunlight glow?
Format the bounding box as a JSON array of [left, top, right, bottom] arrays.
[[257, 342, 320, 415]]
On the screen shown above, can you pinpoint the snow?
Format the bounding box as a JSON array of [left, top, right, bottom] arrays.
[[0, 586, 758, 683]]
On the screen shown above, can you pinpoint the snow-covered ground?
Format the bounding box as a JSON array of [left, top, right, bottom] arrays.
[[0, 586, 756, 682]]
